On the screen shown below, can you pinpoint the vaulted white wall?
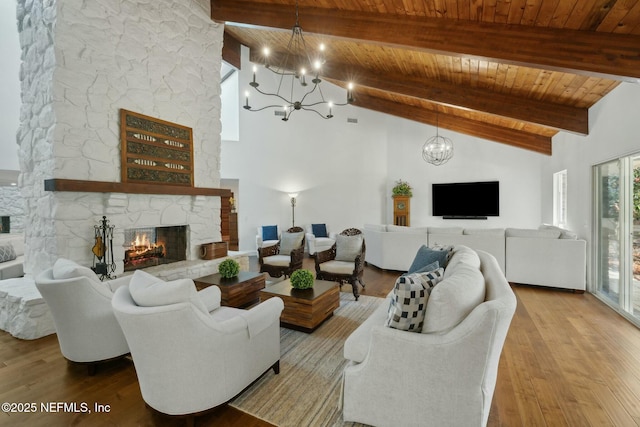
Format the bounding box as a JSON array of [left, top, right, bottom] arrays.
[[540, 82, 640, 289], [222, 46, 547, 252]]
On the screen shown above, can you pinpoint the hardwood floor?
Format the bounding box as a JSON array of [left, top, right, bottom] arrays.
[[1, 257, 640, 426]]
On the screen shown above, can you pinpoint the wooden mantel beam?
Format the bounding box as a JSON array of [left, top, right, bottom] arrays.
[[353, 93, 553, 156], [212, 0, 640, 82], [44, 179, 232, 197], [248, 49, 588, 135]]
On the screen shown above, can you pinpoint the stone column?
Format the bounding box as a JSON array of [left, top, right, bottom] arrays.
[[16, 0, 224, 276]]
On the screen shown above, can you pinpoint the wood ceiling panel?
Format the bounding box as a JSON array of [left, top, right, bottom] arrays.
[[217, 0, 640, 154]]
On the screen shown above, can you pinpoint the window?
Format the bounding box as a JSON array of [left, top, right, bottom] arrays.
[[220, 62, 239, 141], [553, 170, 567, 228]]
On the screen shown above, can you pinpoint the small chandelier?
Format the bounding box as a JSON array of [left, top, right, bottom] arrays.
[[242, 0, 354, 121], [422, 109, 453, 166]]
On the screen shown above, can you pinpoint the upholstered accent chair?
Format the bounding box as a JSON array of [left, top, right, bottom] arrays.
[[34, 258, 131, 375], [315, 228, 366, 300], [305, 223, 337, 257], [111, 270, 284, 425], [256, 225, 280, 250], [259, 226, 306, 278]]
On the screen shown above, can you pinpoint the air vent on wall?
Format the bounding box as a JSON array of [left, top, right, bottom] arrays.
[[347, 118, 358, 124], [274, 110, 285, 117]]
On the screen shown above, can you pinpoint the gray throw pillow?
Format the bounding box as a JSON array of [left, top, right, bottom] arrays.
[[335, 234, 363, 262], [280, 231, 304, 254]]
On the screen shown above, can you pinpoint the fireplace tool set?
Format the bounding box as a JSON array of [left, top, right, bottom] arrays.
[[92, 216, 116, 280]]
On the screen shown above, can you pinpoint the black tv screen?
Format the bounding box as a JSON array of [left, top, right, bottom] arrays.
[[432, 181, 500, 218]]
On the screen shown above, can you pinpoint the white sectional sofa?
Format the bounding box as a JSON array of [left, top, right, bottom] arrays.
[[505, 227, 586, 292], [363, 224, 428, 271], [0, 233, 25, 280], [363, 224, 586, 291], [428, 227, 507, 273]]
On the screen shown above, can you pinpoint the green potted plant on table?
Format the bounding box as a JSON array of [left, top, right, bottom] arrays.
[[392, 179, 413, 197], [218, 258, 240, 279], [290, 269, 314, 289]]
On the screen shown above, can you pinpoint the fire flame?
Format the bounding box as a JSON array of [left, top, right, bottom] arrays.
[[132, 233, 152, 250]]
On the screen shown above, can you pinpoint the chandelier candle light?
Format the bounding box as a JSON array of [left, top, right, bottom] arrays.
[[243, 0, 354, 121]]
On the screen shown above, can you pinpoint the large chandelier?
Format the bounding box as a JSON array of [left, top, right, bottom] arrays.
[[242, 0, 354, 121], [422, 109, 453, 166]]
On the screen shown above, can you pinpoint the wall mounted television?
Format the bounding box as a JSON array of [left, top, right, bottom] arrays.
[[432, 181, 499, 219]]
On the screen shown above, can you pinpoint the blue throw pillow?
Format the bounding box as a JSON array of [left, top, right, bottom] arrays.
[[312, 223, 328, 238], [403, 260, 439, 276], [407, 245, 449, 274], [262, 225, 278, 241]]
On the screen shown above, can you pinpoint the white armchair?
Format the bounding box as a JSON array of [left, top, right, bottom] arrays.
[[111, 270, 284, 423], [34, 258, 131, 374], [256, 225, 280, 251], [305, 223, 337, 256], [342, 250, 516, 427]]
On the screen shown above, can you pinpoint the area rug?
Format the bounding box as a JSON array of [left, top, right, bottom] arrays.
[[229, 292, 385, 427]]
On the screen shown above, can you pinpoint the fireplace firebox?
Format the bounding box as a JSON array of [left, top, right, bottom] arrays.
[[123, 225, 187, 271]]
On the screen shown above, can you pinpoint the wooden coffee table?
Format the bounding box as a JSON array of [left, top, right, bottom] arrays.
[[194, 271, 266, 308], [259, 279, 340, 332]]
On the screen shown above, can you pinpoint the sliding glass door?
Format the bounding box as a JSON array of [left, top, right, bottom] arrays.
[[594, 154, 640, 324]]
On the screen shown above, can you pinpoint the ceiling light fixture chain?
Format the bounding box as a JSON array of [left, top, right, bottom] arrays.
[[242, 0, 354, 121], [422, 106, 454, 166]]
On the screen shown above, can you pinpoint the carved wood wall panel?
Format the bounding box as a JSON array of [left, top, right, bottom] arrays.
[[120, 109, 194, 187]]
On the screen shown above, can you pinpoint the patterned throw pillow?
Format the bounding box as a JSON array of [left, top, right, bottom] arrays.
[[430, 244, 455, 267], [0, 243, 16, 263], [386, 268, 445, 332]]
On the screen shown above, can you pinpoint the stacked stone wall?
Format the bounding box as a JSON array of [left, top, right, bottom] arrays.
[[16, 0, 223, 275]]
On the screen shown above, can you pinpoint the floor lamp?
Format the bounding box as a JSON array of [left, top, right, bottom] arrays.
[[288, 193, 298, 227]]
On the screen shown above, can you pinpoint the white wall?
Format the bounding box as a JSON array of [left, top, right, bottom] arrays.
[[222, 47, 546, 251], [0, 0, 21, 171], [221, 48, 389, 251], [541, 82, 640, 288], [384, 116, 545, 229]]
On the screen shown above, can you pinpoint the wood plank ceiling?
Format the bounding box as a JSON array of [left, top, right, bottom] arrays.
[[211, 0, 640, 155]]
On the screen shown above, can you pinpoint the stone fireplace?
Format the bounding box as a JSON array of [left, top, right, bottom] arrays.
[[123, 225, 188, 272], [15, 0, 225, 277]]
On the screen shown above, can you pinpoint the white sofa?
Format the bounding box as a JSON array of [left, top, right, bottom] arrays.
[[364, 224, 586, 291], [342, 247, 517, 427], [428, 227, 507, 273], [505, 227, 586, 292], [0, 233, 24, 280], [363, 224, 428, 271]]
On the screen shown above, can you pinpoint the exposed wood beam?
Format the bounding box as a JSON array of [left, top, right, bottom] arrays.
[[212, 0, 640, 82], [248, 49, 588, 135], [222, 30, 242, 69], [352, 93, 552, 155]]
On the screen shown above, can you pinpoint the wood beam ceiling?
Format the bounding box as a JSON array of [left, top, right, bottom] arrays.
[[353, 93, 552, 155], [248, 49, 589, 135], [212, 0, 640, 82]]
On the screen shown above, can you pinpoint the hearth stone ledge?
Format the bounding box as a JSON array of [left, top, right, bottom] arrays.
[[119, 252, 251, 281]]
